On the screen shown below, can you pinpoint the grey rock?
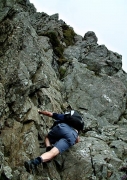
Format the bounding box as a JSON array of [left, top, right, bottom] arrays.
[[50, 13, 59, 21], [0, 151, 4, 176], [63, 60, 126, 125], [0, 0, 127, 180], [3, 166, 13, 179], [84, 31, 98, 45], [63, 45, 81, 60]]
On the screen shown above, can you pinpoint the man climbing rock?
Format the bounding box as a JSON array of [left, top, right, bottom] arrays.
[[120, 166, 127, 180], [24, 110, 84, 173]]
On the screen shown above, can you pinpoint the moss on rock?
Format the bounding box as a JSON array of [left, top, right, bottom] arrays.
[[62, 24, 76, 46], [45, 31, 64, 58]]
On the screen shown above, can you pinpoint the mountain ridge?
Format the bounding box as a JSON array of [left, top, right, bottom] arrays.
[[0, 0, 127, 179]]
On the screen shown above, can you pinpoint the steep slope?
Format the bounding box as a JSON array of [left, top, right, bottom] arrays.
[[0, 0, 127, 179]]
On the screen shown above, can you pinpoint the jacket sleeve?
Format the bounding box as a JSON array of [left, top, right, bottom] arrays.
[[52, 113, 64, 121]]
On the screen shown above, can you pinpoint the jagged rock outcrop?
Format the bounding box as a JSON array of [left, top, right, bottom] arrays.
[[0, 0, 127, 179]]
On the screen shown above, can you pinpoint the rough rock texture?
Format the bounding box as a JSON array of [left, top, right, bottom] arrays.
[[0, 0, 127, 179]]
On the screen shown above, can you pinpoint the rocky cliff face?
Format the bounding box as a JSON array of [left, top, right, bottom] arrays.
[[0, 0, 127, 179]]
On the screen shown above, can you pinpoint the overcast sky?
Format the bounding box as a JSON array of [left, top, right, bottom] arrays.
[[30, 0, 127, 72]]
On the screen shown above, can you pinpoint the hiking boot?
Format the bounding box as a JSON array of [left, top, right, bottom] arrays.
[[24, 157, 42, 174], [24, 160, 37, 173]]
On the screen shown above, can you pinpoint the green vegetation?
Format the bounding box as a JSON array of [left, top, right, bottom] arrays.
[[54, 46, 64, 59], [58, 58, 67, 64], [62, 24, 76, 46], [45, 31, 59, 47], [44, 31, 64, 59], [59, 66, 67, 79], [44, 25, 76, 63]]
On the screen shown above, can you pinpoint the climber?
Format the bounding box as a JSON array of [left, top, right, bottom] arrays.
[[24, 110, 82, 173], [120, 166, 127, 180]]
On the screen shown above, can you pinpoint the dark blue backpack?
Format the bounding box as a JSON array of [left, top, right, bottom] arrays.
[[64, 110, 84, 132]]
